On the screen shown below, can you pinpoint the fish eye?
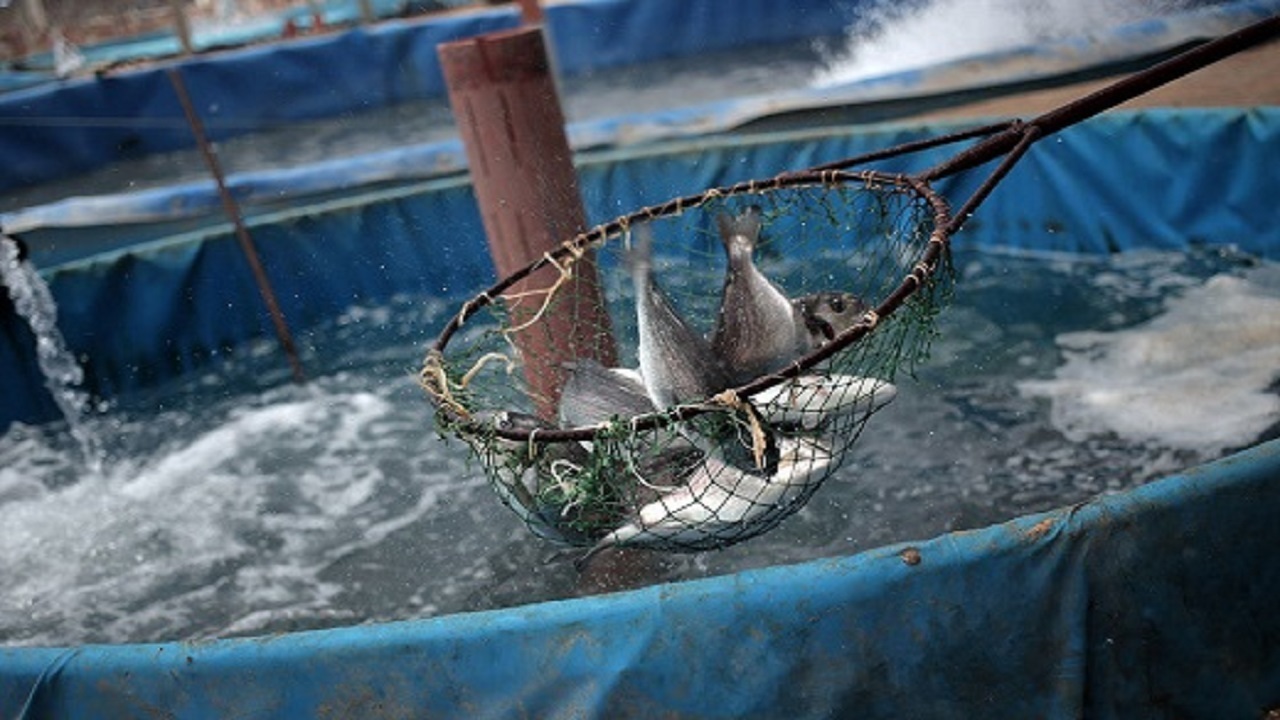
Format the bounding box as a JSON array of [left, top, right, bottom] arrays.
[[829, 295, 845, 313]]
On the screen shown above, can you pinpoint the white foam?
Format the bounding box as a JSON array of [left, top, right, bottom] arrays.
[[2, 237, 104, 471], [812, 0, 1191, 87], [1020, 273, 1280, 454], [0, 376, 467, 645]]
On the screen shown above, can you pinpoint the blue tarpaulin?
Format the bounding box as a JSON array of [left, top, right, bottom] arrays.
[[2, 0, 1273, 241], [2, 0, 1270, 196], [2, 439, 1277, 718], [2, 110, 1278, 719]]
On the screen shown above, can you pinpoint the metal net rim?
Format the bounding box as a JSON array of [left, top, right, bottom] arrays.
[[422, 168, 953, 444]]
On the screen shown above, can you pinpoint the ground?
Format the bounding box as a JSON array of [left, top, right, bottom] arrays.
[[902, 39, 1280, 122]]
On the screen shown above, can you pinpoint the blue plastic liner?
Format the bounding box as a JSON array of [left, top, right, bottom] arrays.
[[2, 439, 1277, 718], [2, 80, 1279, 720]]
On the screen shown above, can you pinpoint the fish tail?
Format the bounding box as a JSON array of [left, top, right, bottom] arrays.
[[573, 542, 607, 572], [573, 522, 643, 572], [626, 222, 656, 278], [716, 205, 763, 257]]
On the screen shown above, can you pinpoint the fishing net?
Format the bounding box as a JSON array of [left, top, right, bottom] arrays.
[[421, 169, 954, 561], [418, 16, 1280, 563]]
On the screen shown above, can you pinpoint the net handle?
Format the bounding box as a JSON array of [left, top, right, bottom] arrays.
[[920, 15, 1280, 185], [773, 16, 1278, 185]]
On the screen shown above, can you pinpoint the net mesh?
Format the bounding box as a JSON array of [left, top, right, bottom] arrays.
[[422, 170, 953, 561]]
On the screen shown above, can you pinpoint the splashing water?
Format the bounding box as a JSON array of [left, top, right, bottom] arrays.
[[812, 0, 1198, 87], [1, 236, 104, 474], [1020, 271, 1280, 454]]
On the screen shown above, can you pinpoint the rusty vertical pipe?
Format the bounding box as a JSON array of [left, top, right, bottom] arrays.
[[439, 27, 616, 420], [167, 68, 306, 385], [515, 0, 544, 26], [18, 0, 49, 53], [168, 0, 193, 56]]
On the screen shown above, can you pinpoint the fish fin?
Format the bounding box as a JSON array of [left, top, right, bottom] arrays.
[[545, 546, 589, 566], [574, 535, 614, 572], [559, 359, 656, 425], [573, 547, 601, 573], [563, 358, 650, 395], [573, 521, 646, 572], [626, 222, 656, 277], [716, 206, 763, 256]]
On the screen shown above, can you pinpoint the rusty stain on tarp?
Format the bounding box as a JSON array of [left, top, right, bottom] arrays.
[[1025, 517, 1057, 542]]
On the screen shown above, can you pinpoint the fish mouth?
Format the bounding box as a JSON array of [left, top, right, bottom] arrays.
[[806, 316, 837, 342]]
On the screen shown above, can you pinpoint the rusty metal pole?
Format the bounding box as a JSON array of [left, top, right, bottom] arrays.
[[438, 27, 616, 420], [167, 68, 306, 385], [168, 0, 194, 56], [515, 0, 544, 25], [440, 26, 653, 587]]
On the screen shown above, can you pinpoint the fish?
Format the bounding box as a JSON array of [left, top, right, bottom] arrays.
[[561, 354, 895, 433], [554, 358, 896, 562], [711, 206, 810, 384], [792, 291, 869, 348], [575, 433, 834, 568], [558, 357, 707, 504], [558, 359, 654, 428], [630, 223, 730, 409], [749, 374, 897, 431], [467, 410, 616, 546]]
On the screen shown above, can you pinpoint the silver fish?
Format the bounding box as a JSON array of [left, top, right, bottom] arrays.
[[630, 223, 729, 409], [792, 291, 869, 348], [562, 357, 895, 433], [576, 434, 834, 568], [712, 206, 810, 384], [749, 374, 897, 431], [468, 410, 611, 546]]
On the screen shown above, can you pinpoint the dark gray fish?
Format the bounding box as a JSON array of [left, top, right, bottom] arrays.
[[792, 291, 869, 348], [558, 360, 654, 428], [630, 223, 729, 409], [711, 206, 810, 384], [558, 357, 706, 506]]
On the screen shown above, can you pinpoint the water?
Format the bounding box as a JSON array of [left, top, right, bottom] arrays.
[[812, 0, 1204, 87], [0, 236, 103, 474], [1020, 271, 1280, 453], [2, 245, 1276, 648]]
